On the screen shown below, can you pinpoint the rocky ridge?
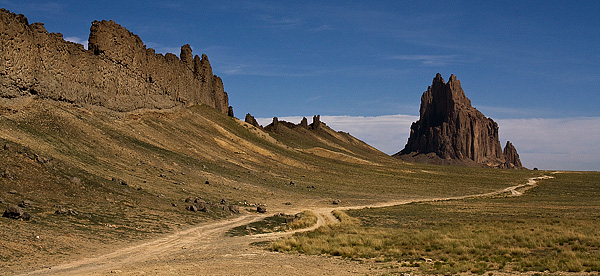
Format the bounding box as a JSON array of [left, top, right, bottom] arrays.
[[395, 73, 523, 168], [0, 9, 229, 113]]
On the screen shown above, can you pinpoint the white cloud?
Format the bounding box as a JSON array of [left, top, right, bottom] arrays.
[[497, 117, 600, 171], [64, 36, 88, 49], [257, 115, 600, 171]]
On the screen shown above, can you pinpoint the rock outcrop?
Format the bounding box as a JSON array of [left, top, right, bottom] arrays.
[[244, 113, 262, 128], [395, 73, 523, 168], [264, 115, 326, 133], [503, 141, 523, 168], [0, 9, 228, 113]]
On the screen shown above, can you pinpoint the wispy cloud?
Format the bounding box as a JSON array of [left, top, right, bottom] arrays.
[[390, 55, 465, 66], [257, 115, 600, 171], [254, 14, 302, 29], [309, 25, 335, 32]]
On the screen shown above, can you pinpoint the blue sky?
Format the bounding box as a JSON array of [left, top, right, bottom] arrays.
[[2, 1, 599, 170]]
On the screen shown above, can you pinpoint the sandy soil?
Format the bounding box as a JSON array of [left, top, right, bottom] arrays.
[[19, 176, 553, 276]]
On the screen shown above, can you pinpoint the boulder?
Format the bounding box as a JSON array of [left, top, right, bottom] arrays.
[[257, 205, 267, 213], [332, 199, 341, 205], [228, 205, 240, 213], [186, 205, 198, 212], [3, 204, 30, 220], [18, 200, 33, 208]]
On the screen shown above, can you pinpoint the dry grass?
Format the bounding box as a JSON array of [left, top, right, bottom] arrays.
[[228, 211, 318, 236], [271, 172, 600, 274]]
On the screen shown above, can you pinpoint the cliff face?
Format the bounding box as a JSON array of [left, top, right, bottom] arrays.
[[396, 73, 523, 168], [0, 9, 228, 113]]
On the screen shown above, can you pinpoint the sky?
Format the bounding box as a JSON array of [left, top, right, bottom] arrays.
[[2, 1, 599, 171]]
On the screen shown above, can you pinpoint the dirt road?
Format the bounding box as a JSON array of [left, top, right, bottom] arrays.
[[21, 176, 552, 276]]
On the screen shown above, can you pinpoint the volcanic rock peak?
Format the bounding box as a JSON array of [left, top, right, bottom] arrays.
[[396, 73, 523, 168]]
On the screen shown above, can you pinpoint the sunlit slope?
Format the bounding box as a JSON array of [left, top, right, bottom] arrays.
[[1, 99, 538, 210]]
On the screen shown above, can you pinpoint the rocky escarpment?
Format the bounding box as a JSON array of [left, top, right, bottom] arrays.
[[0, 9, 228, 113], [264, 115, 323, 132], [395, 73, 523, 168]]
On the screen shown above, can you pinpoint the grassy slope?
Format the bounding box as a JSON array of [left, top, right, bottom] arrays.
[[1, 98, 540, 273], [272, 172, 600, 274]]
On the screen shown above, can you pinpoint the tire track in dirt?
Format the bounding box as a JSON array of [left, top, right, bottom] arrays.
[[22, 175, 553, 276]]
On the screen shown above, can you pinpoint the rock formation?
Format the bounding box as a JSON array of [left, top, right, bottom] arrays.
[[244, 113, 262, 128], [311, 115, 322, 130], [264, 115, 326, 133], [0, 9, 228, 113], [395, 73, 523, 168], [300, 117, 308, 129], [503, 141, 523, 168]]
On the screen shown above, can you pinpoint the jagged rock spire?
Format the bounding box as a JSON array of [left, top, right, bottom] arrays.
[[396, 73, 523, 168]]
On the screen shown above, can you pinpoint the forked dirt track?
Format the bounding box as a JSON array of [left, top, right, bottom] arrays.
[[22, 175, 553, 276]]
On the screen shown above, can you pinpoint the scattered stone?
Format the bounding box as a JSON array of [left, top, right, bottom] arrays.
[[205, 180, 210, 185], [159, 173, 167, 178], [194, 198, 205, 204], [1, 169, 13, 179], [420, 257, 434, 263], [196, 202, 208, 212], [71, 177, 82, 185], [228, 205, 239, 213], [111, 177, 127, 186], [0, 198, 3, 203], [186, 205, 198, 212], [171, 203, 177, 207], [8, 190, 17, 194], [306, 185, 316, 189], [55, 207, 78, 216], [289, 181, 295, 186], [283, 202, 292, 205], [184, 197, 193, 203], [220, 198, 227, 205], [18, 200, 32, 208], [3, 204, 30, 220], [332, 199, 341, 205], [257, 205, 267, 213]]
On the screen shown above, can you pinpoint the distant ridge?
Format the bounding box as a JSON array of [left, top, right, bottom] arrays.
[[395, 73, 523, 169], [0, 9, 229, 113]]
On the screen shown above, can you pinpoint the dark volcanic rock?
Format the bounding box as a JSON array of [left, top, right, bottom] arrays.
[[257, 205, 267, 213], [310, 115, 322, 130], [395, 73, 522, 168], [3, 204, 30, 220], [227, 106, 234, 117], [244, 113, 262, 128], [503, 141, 523, 168], [300, 117, 308, 129]]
